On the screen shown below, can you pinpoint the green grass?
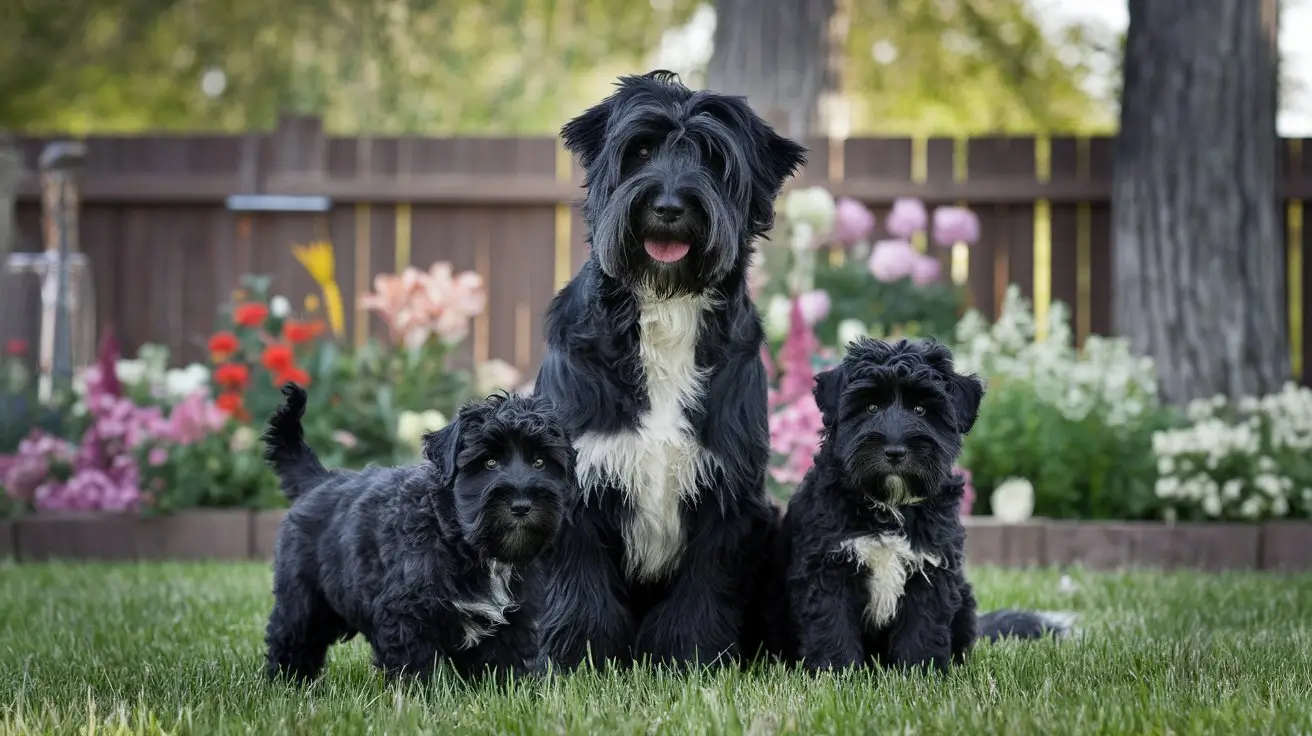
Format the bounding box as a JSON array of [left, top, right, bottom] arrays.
[[2, 563, 1311, 735]]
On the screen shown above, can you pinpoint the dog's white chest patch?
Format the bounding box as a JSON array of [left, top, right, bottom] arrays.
[[573, 293, 717, 582], [451, 561, 517, 649], [840, 534, 942, 629]]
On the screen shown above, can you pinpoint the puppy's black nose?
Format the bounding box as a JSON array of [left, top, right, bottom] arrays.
[[652, 193, 686, 222], [509, 498, 534, 517], [883, 446, 908, 464]]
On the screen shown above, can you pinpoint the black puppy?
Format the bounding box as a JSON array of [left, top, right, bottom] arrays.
[[261, 384, 572, 682], [534, 70, 806, 669], [769, 338, 1074, 673]]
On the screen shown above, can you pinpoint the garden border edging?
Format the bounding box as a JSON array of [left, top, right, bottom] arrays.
[[1, 512, 1309, 570]]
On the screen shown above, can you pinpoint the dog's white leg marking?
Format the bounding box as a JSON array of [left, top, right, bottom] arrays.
[[573, 293, 717, 582], [452, 561, 517, 649], [841, 535, 941, 629]]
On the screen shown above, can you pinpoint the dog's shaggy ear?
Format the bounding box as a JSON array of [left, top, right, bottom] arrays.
[[812, 366, 846, 427], [749, 122, 807, 234], [561, 99, 612, 171], [948, 372, 985, 435], [421, 421, 461, 485]]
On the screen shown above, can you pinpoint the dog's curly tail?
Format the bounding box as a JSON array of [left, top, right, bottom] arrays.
[[978, 609, 1078, 642], [262, 383, 328, 503]]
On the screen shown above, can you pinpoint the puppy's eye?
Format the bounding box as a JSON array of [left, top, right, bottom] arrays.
[[866, 404, 879, 415], [912, 405, 926, 416], [484, 459, 499, 470], [532, 457, 545, 470], [637, 145, 651, 160]]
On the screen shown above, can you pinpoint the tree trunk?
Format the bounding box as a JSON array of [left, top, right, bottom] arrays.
[[705, 0, 844, 139], [1112, 0, 1286, 405]]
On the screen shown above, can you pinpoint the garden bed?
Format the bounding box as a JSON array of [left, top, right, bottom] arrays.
[[2, 510, 1310, 570]]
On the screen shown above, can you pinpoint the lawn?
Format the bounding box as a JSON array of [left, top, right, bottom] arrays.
[[1, 562, 1311, 735]]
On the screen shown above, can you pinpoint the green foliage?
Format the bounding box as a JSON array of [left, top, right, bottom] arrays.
[[961, 377, 1176, 520], [141, 425, 283, 514]]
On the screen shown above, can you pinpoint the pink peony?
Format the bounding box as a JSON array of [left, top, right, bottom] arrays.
[[910, 254, 943, 287], [886, 197, 928, 239], [797, 290, 831, 327], [868, 239, 919, 283], [331, 430, 359, 449], [932, 206, 980, 247], [831, 197, 876, 245]]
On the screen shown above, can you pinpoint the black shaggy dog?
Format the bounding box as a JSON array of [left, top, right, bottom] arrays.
[[261, 384, 573, 683], [766, 338, 1074, 672], [534, 70, 806, 669]]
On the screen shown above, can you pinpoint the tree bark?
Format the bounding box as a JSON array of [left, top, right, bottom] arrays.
[[705, 0, 843, 139], [1112, 0, 1286, 405]]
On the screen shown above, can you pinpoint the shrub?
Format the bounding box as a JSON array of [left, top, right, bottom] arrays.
[[956, 286, 1178, 520], [1152, 386, 1312, 520]]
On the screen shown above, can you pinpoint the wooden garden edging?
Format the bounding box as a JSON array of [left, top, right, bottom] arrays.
[[1, 511, 1310, 570]]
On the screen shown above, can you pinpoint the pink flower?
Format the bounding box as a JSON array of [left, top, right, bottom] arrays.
[[148, 447, 169, 466], [831, 198, 876, 245], [932, 206, 980, 247], [331, 430, 359, 450], [768, 393, 825, 485], [167, 391, 227, 445], [359, 261, 487, 349], [910, 254, 943, 287], [797, 290, 831, 326], [955, 466, 975, 516], [868, 240, 919, 283], [886, 198, 928, 239], [776, 298, 821, 406]]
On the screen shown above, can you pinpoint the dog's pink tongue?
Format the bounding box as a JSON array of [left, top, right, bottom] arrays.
[[644, 240, 691, 263]]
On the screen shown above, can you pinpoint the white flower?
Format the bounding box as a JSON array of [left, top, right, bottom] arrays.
[[780, 186, 836, 234], [397, 410, 449, 453], [114, 359, 148, 387], [1202, 493, 1223, 518], [836, 319, 867, 350], [763, 295, 792, 342], [163, 364, 211, 402], [990, 477, 1035, 523], [229, 425, 258, 453], [475, 359, 522, 397], [270, 295, 292, 319]]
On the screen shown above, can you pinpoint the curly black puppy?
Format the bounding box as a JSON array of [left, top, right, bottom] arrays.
[[260, 384, 572, 683], [769, 338, 1074, 673]]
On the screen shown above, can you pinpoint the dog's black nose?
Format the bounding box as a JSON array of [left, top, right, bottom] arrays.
[[652, 193, 686, 222], [883, 446, 908, 464], [509, 498, 534, 517]]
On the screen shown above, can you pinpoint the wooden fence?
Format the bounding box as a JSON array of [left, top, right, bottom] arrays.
[[7, 114, 1312, 381]]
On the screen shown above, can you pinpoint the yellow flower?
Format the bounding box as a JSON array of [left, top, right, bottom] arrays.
[[292, 241, 345, 337], [304, 294, 320, 313]]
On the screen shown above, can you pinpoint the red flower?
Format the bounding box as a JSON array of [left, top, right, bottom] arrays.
[[214, 362, 250, 390], [261, 344, 295, 374], [274, 367, 312, 388], [282, 319, 325, 345], [233, 303, 270, 328], [208, 331, 240, 361], [4, 338, 27, 357], [215, 391, 248, 421]]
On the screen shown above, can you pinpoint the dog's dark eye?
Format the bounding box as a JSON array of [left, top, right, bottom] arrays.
[[866, 404, 879, 415], [637, 145, 651, 160], [912, 405, 926, 416], [484, 458, 499, 470], [532, 457, 545, 470]]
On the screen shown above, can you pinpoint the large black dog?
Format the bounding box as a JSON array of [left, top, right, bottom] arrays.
[[261, 385, 572, 682], [765, 338, 1073, 672], [534, 70, 806, 669]]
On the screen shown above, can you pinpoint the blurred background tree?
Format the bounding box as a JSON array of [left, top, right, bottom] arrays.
[[3, 0, 1117, 135]]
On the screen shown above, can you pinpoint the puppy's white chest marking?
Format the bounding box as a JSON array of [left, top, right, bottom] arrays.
[[573, 293, 718, 582], [840, 534, 942, 629], [451, 561, 517, 649]]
